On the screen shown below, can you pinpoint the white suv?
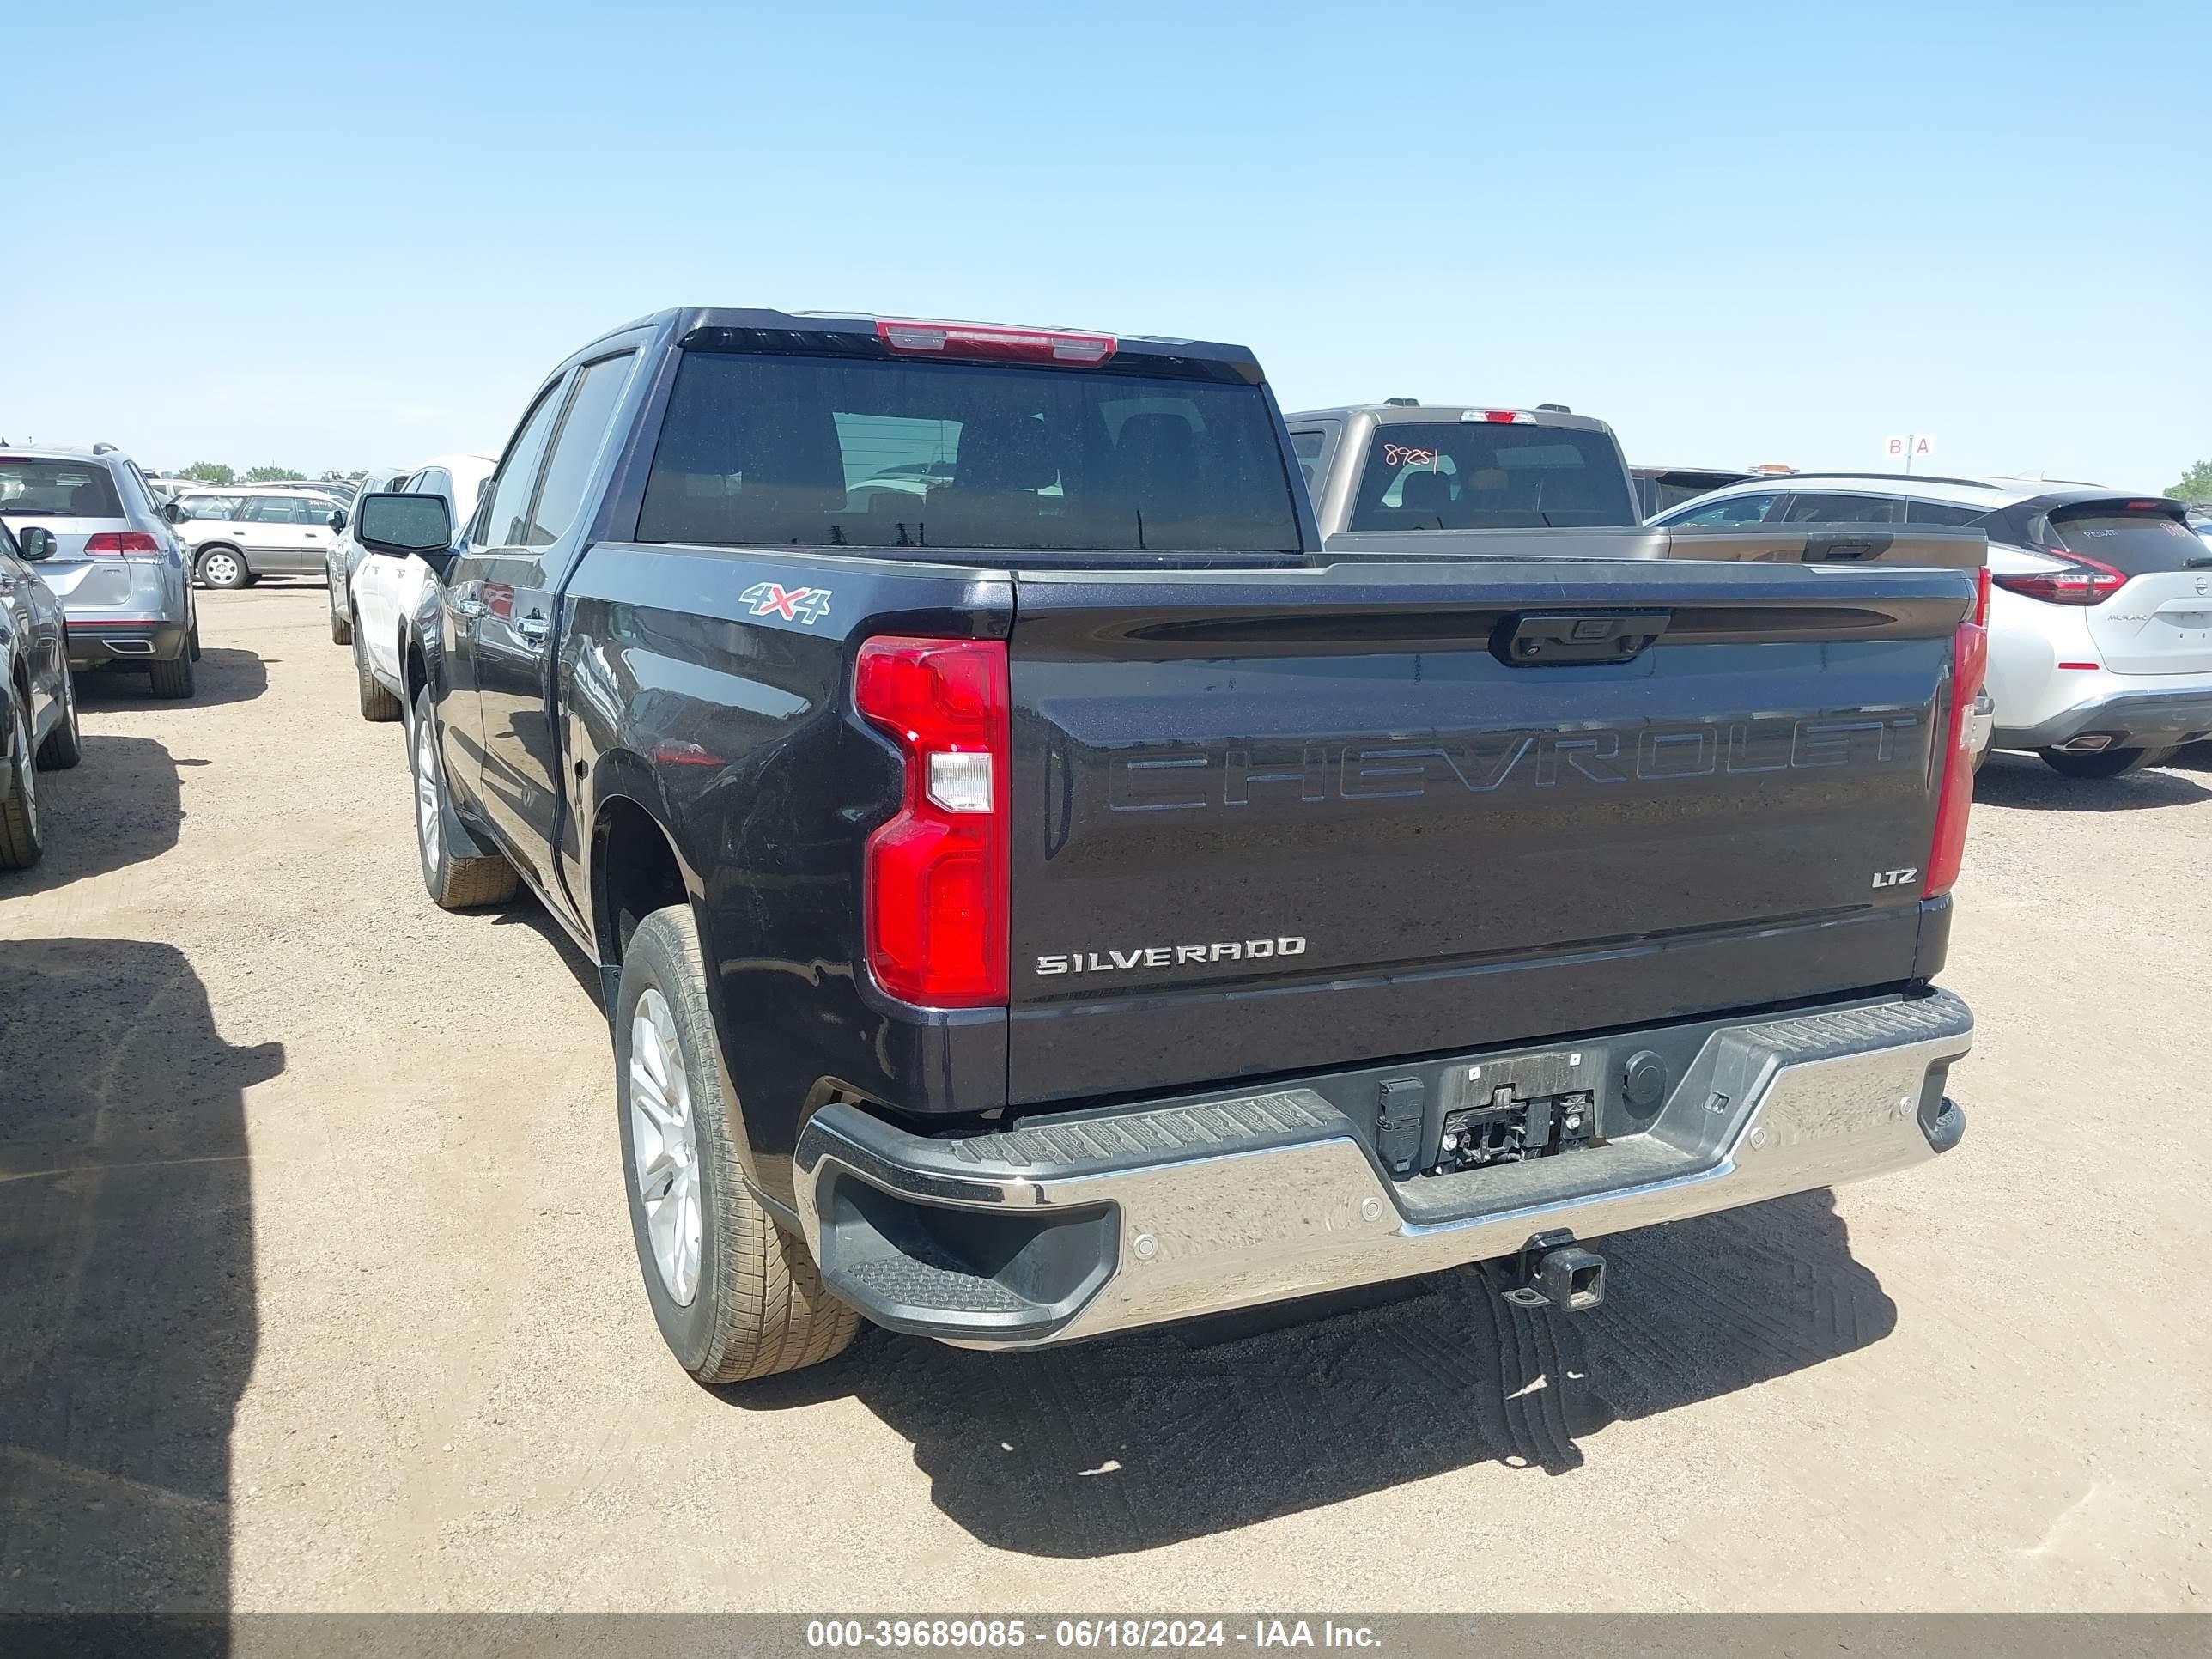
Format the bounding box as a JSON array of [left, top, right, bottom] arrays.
[[1654, 474, 2212, 777], [347, 453, 495, 720]]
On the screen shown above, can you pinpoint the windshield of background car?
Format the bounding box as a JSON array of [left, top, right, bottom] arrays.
[[0, 459, 125, 518], [2049, 505, 2205, 574], [1348, 424, 1636, 530], [635, 350, 1303, 553]]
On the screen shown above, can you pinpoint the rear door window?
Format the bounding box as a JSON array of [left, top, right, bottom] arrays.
[[1907, 500, 1990, 527], [1346, 423, 1636, 530], [1781, 493, 1902, 523], [1662, 491, 1783, 527], [2050, 506, 2206, 574]]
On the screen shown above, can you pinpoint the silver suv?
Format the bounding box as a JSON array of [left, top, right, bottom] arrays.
[[0, 447, 200, 698]]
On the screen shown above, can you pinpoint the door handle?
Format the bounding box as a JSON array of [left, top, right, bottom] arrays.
[[454, 597, 489, 619], [516, 615, 550, 644]]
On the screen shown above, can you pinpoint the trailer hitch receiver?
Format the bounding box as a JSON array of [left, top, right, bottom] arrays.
[[1499, 1228, 1607, 1313]]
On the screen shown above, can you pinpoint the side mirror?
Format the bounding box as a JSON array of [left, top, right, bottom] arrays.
[[18, 526, 56, 562], [159, 501, 184, 524], [327, 507, 348, 532], [356, 491, 455, 574]]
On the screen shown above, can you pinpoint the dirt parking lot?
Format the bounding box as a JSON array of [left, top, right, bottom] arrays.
[[3, 586, 2208, 1613]]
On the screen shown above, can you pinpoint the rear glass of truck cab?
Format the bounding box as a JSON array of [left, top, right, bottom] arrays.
[[1348, 423, 1636, 531], [635, 349, 1302, 554]]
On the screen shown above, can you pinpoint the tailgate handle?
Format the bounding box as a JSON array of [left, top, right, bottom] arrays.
[[1801, 532, 1892, 562], [1497, 611, 1668, 667]]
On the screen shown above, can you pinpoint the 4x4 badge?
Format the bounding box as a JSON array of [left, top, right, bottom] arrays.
[[741, 581, 832, 625]]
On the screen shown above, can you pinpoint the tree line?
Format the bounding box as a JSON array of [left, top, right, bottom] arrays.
[[179, 463, 366, 485]]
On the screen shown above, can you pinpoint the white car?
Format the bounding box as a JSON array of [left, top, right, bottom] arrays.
[[173, 486, 349, 588], [347, 453, 495, 721], [1652, 474, 2212, 779]]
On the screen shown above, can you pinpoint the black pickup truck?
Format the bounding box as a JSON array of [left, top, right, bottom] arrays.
[[356, 307, 1984, 1382]]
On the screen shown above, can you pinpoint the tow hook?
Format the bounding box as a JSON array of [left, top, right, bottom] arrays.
[[1498, 1228, 1607, 1313]]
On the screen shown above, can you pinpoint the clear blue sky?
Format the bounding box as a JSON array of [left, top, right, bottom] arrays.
[[7, 0, 2207, 489]]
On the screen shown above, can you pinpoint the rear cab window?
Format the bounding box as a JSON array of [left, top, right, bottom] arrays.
[[2049, 503, 2206, 575], [1346, 423, 1637, 531], [0, 459, 125, 518], [635, 349, 1302, 555]]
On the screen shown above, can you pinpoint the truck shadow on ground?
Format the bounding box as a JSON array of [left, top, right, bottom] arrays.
[[76, 646, 268, 712], [4, 733, 186, 898], [1971, 752, 2211, 811], [0, 939, 283, 1614], [729, 1188, 1888, 1557]]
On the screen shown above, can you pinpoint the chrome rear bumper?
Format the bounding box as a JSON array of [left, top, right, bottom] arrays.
[[793, 991, 1972, 1349]]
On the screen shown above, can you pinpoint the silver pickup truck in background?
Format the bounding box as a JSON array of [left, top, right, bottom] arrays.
[[1288, 401, 1985, 570], [1289, 400, 1996, 760]]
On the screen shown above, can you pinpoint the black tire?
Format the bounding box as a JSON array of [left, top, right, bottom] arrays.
[[34, 669, 81, 769], [196, 545, 251, 590], [1, 700, 44, 871], [408, 686, 517, 909], [355, 625, 401, 722], [188, 616, 202, 660], [2038, 745, 2165, 779], [148, 646, 195, 700], [615, 903, 860, 1384], [330, 597, 352, 645]]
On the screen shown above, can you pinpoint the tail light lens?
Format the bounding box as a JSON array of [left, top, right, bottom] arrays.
[[1924, 608, 1988, 899], [83, 532, 163, 558], [854, 636, 1010, 1006], [1992, 553, 2124, 605]]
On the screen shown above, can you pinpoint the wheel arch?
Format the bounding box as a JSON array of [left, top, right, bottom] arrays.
[[591, 781, 767, 1188], [588, 781, 691, 969]]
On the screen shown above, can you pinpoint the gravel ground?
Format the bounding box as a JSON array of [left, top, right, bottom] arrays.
[[2, 587, 2207, 1613]]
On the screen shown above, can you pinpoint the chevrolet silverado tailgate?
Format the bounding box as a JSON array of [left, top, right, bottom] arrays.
[[1006, 559, 1975, 1104]]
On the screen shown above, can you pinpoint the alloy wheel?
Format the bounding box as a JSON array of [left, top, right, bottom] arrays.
[[414, 713, 442, 869], [628, 988, 702, 1306], [15, 710, 35, 835]]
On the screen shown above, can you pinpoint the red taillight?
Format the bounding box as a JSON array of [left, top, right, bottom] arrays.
[[82, 532, 162, 557], [1973, 566, 1990, 628], [875, 318, 1115, 367], [854, 636, 1010, 1007], [1469, 409, 1531, 424], [1924, 613, 1988, 899], [1990, 553, 2125, 605]]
